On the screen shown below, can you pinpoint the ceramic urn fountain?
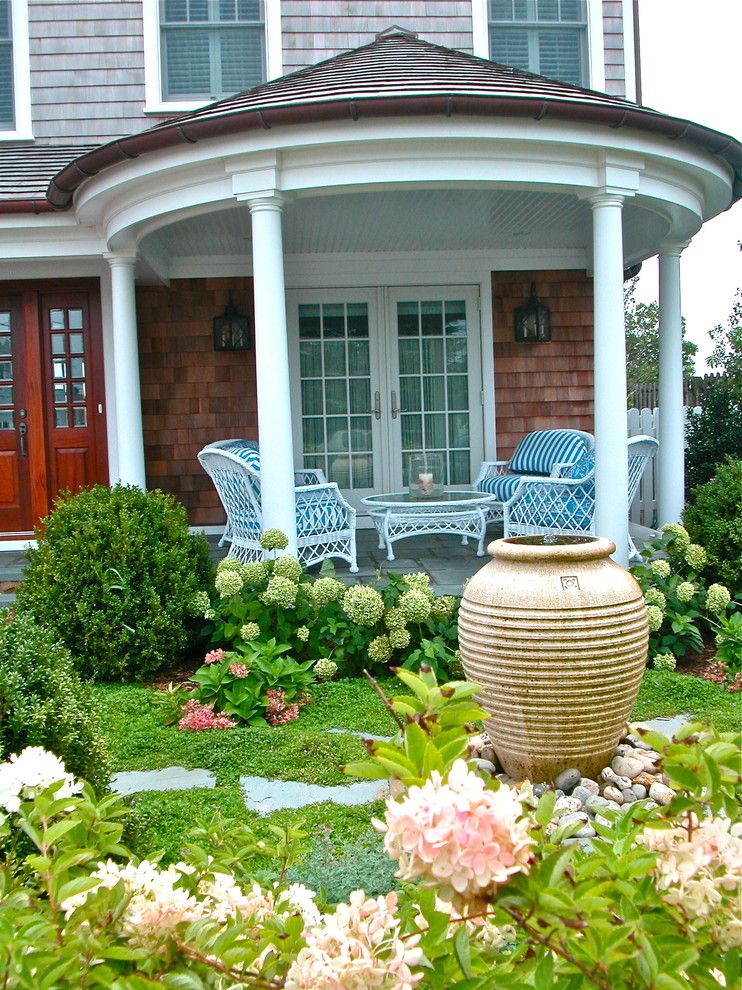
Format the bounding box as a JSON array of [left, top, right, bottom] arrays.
[[458, 535, 649, 782]]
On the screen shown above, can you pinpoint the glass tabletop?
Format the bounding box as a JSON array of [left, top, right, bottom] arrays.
[[363, 491, 488, 505]]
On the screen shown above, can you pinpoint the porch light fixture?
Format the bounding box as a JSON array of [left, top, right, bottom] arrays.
[[514, 282, 551, 342], [213, 293, 252, 351]]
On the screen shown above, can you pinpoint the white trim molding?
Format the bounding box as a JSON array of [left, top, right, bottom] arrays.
[[586, 0, 606, 93], [621, 0, 638, 102], [0, 0, 32, 141], [142, 0, 281, 116], [471, 0, 489, 59]]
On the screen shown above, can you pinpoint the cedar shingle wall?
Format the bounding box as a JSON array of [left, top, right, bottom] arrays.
[[281, 1, 473, 71], [137, 278, 257, 527], [492, 270, 594, 459], [602, 0, 626, 98]]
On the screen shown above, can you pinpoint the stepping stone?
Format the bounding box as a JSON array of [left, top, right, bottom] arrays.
[[112, 767, 216, 796], [240, 775, 386, 815], [325, 728, 392, 742], [633, 713, 690, 738]]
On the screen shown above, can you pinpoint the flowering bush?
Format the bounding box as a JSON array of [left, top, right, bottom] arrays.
[[198, 537, 460, 678], [189, 637, 315, 725], [631, 525, 739, 670], [685, 456, 742, 596], [0, 668, 739, 989]]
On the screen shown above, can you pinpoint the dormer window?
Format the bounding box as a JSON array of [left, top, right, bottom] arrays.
[[0, 0, 14, 129], [159, 0, 265, 101], [488, 0, 587, 87]]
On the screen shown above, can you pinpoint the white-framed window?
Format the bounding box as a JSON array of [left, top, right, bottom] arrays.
[[487, 0, 588, 88], [0, 0, 32, 140], [144, 0, 282, 114]]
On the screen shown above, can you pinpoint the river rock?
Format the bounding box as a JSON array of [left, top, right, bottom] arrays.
[[603, 785, 624, 804], [585, 795, 611, 815], [627, 736, 655, 751], [572, 785, 595, 805], [480, 746, 498, 766], [620, 787, 636, 804], [601, 767, 632, 789], [554, 768, 581, 794], [633, 770, 659, 787], [611, 755, 645, 779], [631, 784, 648, 800], [474, 759, 497, 775], [554, 796, 583, 817], [649, 781, 676, 806], [579, 777, 600, 796]]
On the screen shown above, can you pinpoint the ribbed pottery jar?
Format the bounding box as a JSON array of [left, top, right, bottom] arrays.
[[458, 536, 648, 782]]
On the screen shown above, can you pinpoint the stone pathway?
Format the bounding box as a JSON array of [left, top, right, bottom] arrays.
[[112, 767, 216, 796]]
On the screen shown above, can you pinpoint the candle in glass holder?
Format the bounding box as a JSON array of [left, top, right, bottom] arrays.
[[418, 472, 434, 495]]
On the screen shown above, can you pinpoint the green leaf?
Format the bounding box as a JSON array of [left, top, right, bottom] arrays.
[[453, 923, 473, 978], [534, 951, 554, 990], [342, 760, 388, 780]]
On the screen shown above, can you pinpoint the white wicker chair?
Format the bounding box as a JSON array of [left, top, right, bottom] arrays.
[[198, 440, 358, 572], [504, 435, 658, 562]]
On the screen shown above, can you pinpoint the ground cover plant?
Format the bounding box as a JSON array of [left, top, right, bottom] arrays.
[[16, 485, 213, 681], [198, 529, 460, 681], [0, 668, 739, 989], [631, 523, 739, 674], [0, 611, 109, 792]]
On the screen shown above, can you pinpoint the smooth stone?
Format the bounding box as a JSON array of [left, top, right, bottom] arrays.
[[554, 768, 581, 794], [555, 789, 565, 798], [468, 734, 486, 753], [579, 778, 600, 796], [603, 785, 624, 804], [480, 746, 498, 765], [554, 796, 583, 816], [585, 795, 611, 815], [611, 755, 645, 779], [559, 811, 590, 827], [533, 783, 551, 798], [633, 771, 659, 788], [474, 759, 497, 775], [631, 784, 648, 800], [239, 775, 383, 815], [562, 836, 595, 851], [620, 787, 636, 804], [649, 781, 676, 806], [574, 824, 597, 839], [496, 773, 514, 785], [644, 801, 660, 811], [627, 736, 654, 751], [112, 767, 216, 796], [326, 728, 392, 742], [572, 785, 595, 805], [601, 767, 632, 789]]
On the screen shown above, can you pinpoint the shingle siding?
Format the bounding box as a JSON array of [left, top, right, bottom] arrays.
[[602, 0, 626, 98], [281, 1, 473, 71], [28, 0, 146, 144]]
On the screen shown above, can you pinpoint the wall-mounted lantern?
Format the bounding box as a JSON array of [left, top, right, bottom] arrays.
[[213, 292, 252, 351], [513, 282, 551, 342]]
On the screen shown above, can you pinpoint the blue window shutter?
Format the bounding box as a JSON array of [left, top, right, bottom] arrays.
[[163, 29, 211, 98], [538, 30, 583, 86], [219, 27, 263, 92]]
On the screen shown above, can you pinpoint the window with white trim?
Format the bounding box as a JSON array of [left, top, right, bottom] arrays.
[[0, 0, 14, 129], [160, 0, 265, 102], [488, 0, 588, 88]]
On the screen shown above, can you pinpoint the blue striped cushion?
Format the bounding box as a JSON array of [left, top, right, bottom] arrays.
[[225, 442, 260, 472], [509, 430, 587, 475], [477, 474, 523, 501]]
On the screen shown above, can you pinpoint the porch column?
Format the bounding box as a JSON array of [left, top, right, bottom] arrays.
[[657, 242, 687, 526], [106, 253, 146, 488], [247, 194, 298, 554], [590, 193, 629, 568]]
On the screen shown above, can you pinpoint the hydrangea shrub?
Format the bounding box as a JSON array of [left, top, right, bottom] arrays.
[[0, 667, 739, 988], [199, 534, 460, 678], [16, 485, 213, 680], [685, 456, 742, 597]]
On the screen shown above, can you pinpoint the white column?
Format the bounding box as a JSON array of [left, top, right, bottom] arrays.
[[248, 194, 298, 554], [657, 243, 687, 526], [590, 194, 629, 568], [106, 253, 146, 488]]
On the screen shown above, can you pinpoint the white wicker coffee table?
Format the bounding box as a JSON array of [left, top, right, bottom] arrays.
[[362, 491, 497, 561]]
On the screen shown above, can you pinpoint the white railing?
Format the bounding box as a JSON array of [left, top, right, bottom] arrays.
[[627, 406, 701, 527]]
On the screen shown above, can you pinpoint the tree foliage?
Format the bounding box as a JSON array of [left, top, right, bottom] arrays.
[[624, 277, 697, 383]]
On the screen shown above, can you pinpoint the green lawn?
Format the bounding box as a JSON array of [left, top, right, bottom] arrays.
[[96, 671, 739, 881]]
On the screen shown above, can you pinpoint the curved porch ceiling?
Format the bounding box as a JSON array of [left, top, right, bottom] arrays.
[[49, 28, 740, 257]]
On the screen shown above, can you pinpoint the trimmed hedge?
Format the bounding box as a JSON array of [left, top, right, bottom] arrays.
[[16, 485, 213, 681]]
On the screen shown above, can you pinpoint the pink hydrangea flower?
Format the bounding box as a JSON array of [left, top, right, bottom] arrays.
[[375, 759, 532, 911], [265, 689, 300, 726], [228, 662, 249, 679], [204, 649, 225, 665], [178, 699, 235, 731]]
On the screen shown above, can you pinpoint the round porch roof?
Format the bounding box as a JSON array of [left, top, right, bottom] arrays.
[[47, 27, 741, 212]]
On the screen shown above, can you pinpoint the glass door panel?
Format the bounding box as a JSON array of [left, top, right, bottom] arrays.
[[288, 291, 387, 509], [387, 287, 483, 491]]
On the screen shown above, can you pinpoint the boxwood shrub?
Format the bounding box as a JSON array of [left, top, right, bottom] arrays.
[[0, 611, 109, 792], [16, 485, 213, 681]]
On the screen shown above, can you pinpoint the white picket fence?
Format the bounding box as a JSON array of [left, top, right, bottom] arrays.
[[627, 406, 701, 527]]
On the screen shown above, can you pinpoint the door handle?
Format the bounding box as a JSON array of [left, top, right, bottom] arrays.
[[373, 390, 381, 420], [18, 421, 27, 458], [391, 391, 399, 419]]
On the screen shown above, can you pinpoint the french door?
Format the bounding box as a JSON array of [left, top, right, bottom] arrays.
[[288, 286, 483, 512], [0, 285, 109, 537]]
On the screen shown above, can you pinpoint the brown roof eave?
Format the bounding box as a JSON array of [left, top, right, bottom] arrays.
[[45, 93, 742, 211], [0, 198, 56, 215]]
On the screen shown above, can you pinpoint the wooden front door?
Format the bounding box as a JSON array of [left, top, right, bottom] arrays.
[[0, 283, 108, 538]]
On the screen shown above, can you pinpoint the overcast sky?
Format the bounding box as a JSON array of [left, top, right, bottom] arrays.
[[633, 0, 741, 368]]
